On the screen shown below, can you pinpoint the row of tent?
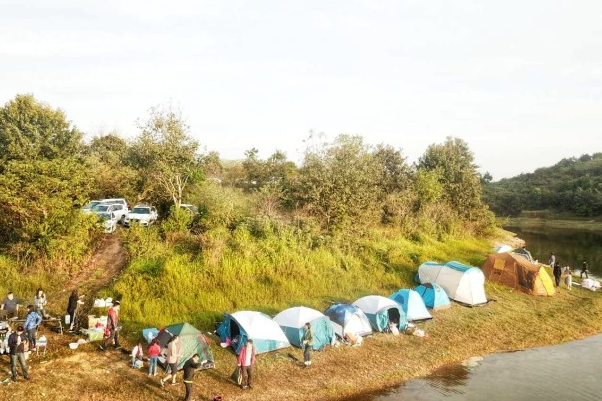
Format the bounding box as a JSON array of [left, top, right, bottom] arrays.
[[143, 252, 551, 367], [215, 259, 487, 356]]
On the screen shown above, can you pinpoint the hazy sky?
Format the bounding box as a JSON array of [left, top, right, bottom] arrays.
[[1, 1, 601, 179]]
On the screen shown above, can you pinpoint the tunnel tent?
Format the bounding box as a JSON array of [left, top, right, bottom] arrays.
[[389, 289, 432, 321], [481, 252, 555, 296], [216, 311, 291, 355], [352, 295, 408, 332], [418, 261, 488, 306], [323, 303, 373, 338], [273, 306, 335, 350], [155, 322, 214, 370], [414, 282, 451, 310]]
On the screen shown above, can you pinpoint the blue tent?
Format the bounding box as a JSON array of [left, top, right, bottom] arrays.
[[323, 303, 373, 338], [216, 311, 291, 355], [414, 283, 451, 311], [389, 289, 432, 321], [352, 295, 408, 332], [273, 306, 335, 350]]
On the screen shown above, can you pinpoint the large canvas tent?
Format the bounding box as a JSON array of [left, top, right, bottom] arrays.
[[273, 306, 335, 350], [323, 304, 373, 338], [481, 252, 555, 296], [352, 295, 408, 332], [216, 311, 290, 355], [155, 322, 214, 370], [418, 261, 488, 306], [414, 283, 451, 310], [389, 289, 432, 321]]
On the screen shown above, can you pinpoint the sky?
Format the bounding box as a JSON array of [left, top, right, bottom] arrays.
[[1, 0, 601, 180]]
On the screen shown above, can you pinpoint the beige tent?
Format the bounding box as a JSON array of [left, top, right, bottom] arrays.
[[481, 253, 555, 296]]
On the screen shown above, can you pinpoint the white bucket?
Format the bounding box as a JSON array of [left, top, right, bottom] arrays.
[[65, 315, 71, 325]]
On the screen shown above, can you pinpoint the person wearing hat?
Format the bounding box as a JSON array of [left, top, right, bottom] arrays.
[[101, 300, 121, 350], [8, 325, 29, 381]]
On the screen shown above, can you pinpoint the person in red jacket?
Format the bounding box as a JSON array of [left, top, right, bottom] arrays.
[[148, 338, 161, 376], [100, 301, 121, 350], [237, 339, 256, 390]]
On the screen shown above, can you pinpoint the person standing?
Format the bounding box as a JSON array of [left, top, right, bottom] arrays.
[[160, 335, 180, 387], [24, 305, 42, 348], [33, 288, 48, 319], [553, 262, 562, 287], [1, 291, 19, 319], [549, 253, 556, 269], [237, 339, 256, 390], [181, 353, 206, 401], [8, 325, 29, 381], [564, 266, 573, 290], [66, 289, 79, 331], [148, 338, 161, 377], [302, 322, 313, 367], [101, 301, 121, 350], [581, 261, 589, 279]]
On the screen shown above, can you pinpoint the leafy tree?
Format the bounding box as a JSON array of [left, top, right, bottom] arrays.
[[129, 105, 202, 208], [296, 135, 380, 229], [0, 94, 83, 166], [417, 137, 487, 221]]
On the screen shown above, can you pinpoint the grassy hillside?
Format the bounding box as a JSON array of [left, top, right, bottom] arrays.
[[108, 223, 492, 334]]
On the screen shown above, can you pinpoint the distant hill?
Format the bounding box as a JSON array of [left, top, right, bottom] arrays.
[[483, 153, 602, 217]]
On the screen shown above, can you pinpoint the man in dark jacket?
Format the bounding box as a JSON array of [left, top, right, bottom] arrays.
[[182, 353, 206, 401], [8, 325, 29, 381], [553, 262, 562, 287]]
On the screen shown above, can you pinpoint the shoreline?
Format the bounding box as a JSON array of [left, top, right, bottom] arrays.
[[504, 217, 602, 231]]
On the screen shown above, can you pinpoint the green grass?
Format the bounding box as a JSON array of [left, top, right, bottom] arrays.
[[111, 224, 493, 335]]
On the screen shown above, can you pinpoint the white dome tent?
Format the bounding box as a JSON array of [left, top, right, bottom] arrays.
[[418, 261, 487, 306]]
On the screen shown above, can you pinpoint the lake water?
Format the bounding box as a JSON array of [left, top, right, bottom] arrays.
[[344, 225, 602, 401], [505, 225, 602, 276], [346, 334, 602, 401]]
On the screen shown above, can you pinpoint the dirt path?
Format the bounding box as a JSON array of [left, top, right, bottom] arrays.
[[67, 233, 128, 295]]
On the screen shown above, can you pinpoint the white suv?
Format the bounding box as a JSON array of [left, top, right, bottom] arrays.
[[124, 205, 158, 226], [92, 203, 129, 223]]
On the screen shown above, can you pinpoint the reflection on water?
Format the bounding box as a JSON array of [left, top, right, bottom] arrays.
[[506, 226, 602, 276], [346, 335, 602, 401]]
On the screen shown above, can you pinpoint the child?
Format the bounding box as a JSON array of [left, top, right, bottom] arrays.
[[564, 266, 572, 290], [131, 342, 144, 368]]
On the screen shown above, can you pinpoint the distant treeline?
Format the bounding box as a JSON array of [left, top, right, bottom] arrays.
[[483, 153, 602, 217], [0, 94, 494, 268]]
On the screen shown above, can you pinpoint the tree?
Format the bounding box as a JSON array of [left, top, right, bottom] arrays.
[[296, 135, 380, 229], [417, 137, 486, 221], [129, 106, 202, 208], [0, 94, 83, 167], [0, 95, 94, 260]]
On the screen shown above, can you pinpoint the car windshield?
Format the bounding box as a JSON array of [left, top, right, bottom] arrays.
[[97, 212, 111, 220], [93, 205, 110, 212], [131, 207, 150, 214], [83, 201, 100, 210]]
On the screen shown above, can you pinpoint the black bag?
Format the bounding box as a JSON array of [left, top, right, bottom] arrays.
[[230, 366, 242, 385]]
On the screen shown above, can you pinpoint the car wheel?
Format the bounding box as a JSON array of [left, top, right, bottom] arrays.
[[119, 215, 125, 225]]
